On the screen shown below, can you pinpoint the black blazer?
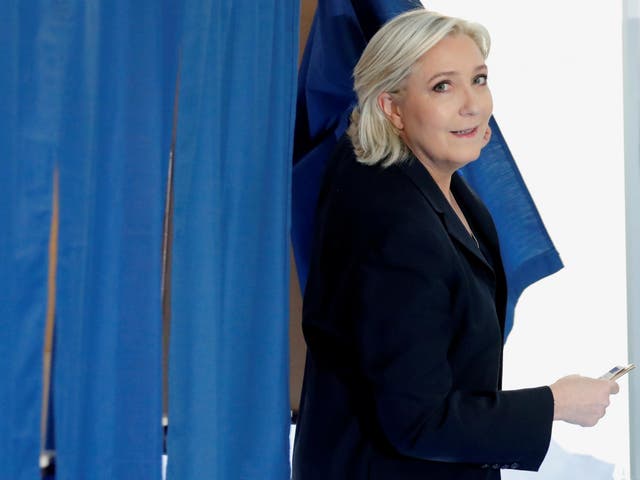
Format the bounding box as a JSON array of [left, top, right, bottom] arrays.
[[292, 136, 554, 480]]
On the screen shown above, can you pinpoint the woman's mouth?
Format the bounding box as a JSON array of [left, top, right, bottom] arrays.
[[451, 127, 478, 138]]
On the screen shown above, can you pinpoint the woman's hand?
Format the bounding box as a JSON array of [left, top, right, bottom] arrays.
[[549, 375, 619, 427]]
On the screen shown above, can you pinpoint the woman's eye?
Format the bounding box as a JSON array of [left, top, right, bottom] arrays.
[[433, 82, 450, 92], [474, 74, 488, 86]]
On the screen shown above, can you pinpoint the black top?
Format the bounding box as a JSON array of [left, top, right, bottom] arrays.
[[292, 136, 553, 480]]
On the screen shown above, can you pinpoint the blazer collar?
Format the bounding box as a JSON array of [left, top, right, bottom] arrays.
[[398, 157, 494, 273]]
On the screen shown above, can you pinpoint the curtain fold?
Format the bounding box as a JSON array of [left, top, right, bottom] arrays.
[[167, 1, 298, 478], [0, 2, 54, 478], [52, 2, 177, 478]]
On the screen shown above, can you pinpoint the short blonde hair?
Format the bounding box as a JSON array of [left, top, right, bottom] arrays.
[[348, 9, 490, 167]]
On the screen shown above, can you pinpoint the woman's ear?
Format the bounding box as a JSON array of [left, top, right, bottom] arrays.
[[377, 92, 404, 131]]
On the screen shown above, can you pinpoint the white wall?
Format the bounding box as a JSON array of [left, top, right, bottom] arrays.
[[424, 0, 629, 476]]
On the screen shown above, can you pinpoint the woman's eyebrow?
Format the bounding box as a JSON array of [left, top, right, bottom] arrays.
[[426, 64, 488, 84]]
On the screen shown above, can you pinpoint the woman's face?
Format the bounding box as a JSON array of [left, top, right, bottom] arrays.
[[382, 34, 493, 175]]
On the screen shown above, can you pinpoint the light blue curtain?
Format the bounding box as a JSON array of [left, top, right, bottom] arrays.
[[51, 2, 177, 478], [167, 1, 298, 478], [0, 2, 53, 478]]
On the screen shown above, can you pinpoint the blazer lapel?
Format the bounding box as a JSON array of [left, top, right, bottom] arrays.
[[398, 158, 494, 273], [450, 173, 501, 260], [451, 172, 508, 340]]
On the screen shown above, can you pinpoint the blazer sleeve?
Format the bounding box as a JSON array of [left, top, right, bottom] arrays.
[[352, 218, 553, 471]]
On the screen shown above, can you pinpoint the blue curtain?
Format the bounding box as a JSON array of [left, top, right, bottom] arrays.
[[0, 2, 53, 478], [167, 1, 298, 479], [51, 2, 177, 478], [292, 0, 563, 338], [3, 1, 297, 478], [458, 119, 563, 335]]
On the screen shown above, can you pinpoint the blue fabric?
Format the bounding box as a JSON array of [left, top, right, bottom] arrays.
[[458, 119, 563, 335], [167, 2, 298, 479], [292, 0, 562, 338], [51, 2, 177, 478], [0, 2, 53, 478]]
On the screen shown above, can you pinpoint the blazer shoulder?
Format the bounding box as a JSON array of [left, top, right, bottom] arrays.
[[323, 137, 438, 232]]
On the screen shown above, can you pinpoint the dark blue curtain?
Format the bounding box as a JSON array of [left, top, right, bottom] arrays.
[[292, 0, 563, 338], [51, 2, 177, 478], [458, 119, 563, 335], [167, 1, 298, 479], [0, 2, 53, 478]]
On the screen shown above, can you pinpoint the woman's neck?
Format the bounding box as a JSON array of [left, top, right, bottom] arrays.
[[415, 156, 454, 199]]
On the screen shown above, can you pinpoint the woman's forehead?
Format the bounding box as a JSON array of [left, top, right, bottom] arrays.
[[411, 34, 486, 78]]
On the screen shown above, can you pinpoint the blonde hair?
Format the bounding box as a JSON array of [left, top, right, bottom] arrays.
[[348, 9, 490, 167]]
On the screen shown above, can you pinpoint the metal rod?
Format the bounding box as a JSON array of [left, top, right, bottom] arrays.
[[623, 0, 640, 475]]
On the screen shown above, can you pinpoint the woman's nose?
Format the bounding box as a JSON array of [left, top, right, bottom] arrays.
[[459, 87, 481, 116]]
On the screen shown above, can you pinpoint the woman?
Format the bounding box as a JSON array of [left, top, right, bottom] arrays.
[[292, 9, 618, 480]]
